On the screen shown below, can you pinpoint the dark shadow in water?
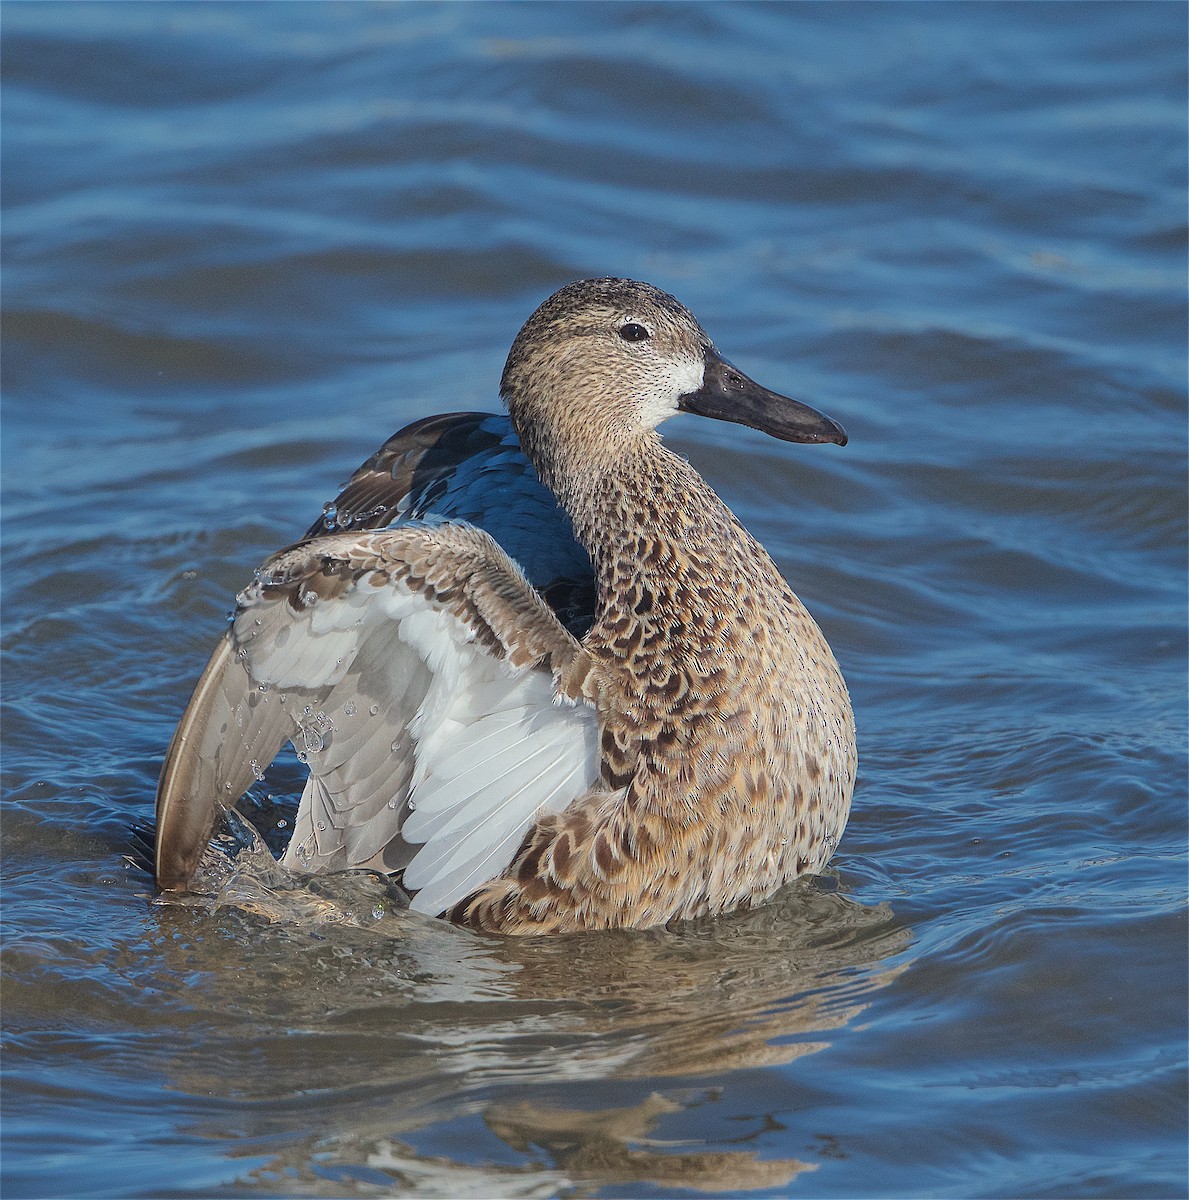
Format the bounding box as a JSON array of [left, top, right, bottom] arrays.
[[135, 810, 911, 1195]]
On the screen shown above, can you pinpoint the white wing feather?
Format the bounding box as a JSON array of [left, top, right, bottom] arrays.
[[226, 526, 599, 915]]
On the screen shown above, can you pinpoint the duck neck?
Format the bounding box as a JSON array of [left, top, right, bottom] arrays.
[[552, 430, 775, 615]]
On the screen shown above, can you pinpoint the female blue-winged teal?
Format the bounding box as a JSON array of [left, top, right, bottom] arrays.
[[155, 279, 856, 934]]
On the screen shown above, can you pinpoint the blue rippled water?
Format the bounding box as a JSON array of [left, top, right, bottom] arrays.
[[2, 4, 1185, 1197]]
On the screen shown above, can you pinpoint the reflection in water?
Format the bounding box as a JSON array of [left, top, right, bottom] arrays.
[[224, 1094, 815, 1196], [482, 1093, 815, 1194], [142, 811, 909, 1193]]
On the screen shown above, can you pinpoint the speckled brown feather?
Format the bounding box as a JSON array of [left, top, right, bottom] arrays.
[[449, 441, 855, 934], [445, 280, 856, 933], [253, 523, 589, 683]]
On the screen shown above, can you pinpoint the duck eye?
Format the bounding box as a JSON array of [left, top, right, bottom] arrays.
[[618, 322, 650, 343]]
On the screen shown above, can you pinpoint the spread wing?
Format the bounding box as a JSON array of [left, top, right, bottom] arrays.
[[307, 412, 595, 637], [156, 411, 599, 910], [155, 523, 600, 916]]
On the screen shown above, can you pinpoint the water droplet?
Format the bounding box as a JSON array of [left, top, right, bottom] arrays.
[[236, 647, 247, 660], [279, 694, 287, 704], [277, 818, 287, 829], [407, 799, 416, 811], [387, 796, 400, 810], [296, 709, 332, 755], [369, 704, 380, 716], [316, 821, 326, 832], [249, 759, 265, 782], [258, 683, 269, 693], [390, 739, 401, 753], [303, 705, 313, 716], [343, 701, 357, 717], [296, 750, 308, 764]]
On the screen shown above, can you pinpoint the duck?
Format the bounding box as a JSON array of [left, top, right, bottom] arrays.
[[155, 278, 856, 935]]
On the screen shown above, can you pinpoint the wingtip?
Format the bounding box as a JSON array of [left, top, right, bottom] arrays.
[[153, 632, 245, 892]]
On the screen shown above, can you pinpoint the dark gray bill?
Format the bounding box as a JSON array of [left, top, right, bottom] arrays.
[[678, 352, 847, 446]]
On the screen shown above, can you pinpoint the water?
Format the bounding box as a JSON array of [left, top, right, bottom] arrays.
[[2, 3, 1185, 1196]]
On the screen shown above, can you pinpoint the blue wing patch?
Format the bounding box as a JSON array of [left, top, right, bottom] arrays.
[[303, 412, 596, 637]]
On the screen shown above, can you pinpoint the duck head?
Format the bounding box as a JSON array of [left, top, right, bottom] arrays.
[[500, 278, 846, 494]]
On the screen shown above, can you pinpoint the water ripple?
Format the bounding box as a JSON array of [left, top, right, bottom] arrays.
[[2, 3, 1184, 1196]]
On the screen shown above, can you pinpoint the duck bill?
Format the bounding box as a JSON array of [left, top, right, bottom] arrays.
[[678, 353, 847, 446]]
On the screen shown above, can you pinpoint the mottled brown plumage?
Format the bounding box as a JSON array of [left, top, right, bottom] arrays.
[[155, 278, 855, 935], [449, 283, 854, 931]]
